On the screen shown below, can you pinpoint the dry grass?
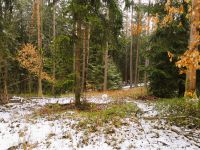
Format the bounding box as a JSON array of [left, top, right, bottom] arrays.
[[33, 102, 109, 117], [85, 87, 147, 100]]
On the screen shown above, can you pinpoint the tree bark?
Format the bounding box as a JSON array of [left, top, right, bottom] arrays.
[[28, 73, 32, 95], [52, 1, 56, 95], [144, 0, 151, 88], [85, 24, 90, 91], [36, 0, 43, 97], [125, 11, 128, 84], [103, 8, 109, 91], [134, 0, 141, 87], [130, 1, 133, 88], [1, 60, 8, 104], [75, 21, 82, 106], [103, 41, 109, 91], [185, 0, 200, 98], [82, 25, 86, 92]]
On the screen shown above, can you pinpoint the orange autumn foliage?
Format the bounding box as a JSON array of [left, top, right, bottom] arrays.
[[131, 23, 142, 36], [167, 0, 200, 76], [176, 50, 200, 70], [17, 43, 54, 82], [161, 0, 185, 27], [168, 50, 200, 74]]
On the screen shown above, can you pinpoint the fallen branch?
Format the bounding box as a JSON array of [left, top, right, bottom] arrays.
[[142, 116, 200, 121]]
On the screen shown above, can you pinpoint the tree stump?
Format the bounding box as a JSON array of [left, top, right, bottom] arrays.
[[0, 94, 9, 104]]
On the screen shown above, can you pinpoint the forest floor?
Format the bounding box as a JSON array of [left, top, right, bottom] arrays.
[[0, 90, 200, 150]]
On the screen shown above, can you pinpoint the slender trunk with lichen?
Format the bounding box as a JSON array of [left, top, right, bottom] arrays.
[[185, 0, 200, 98]]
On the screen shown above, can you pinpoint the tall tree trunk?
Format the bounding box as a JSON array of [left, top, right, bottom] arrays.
[[125, 11, 128, 84], [52, 1, 56, 95], [75, 21, 82, 106], [103, 41, 109, 91], [144, 0, 151, 88], [134, 0, 141, 87], [103, 8, 109, 91], [73, 22, 77, 93], [36, 0, 43, 97], [185, 0, 200, 98], [85, 24, 90, 91], [73, 22, 77, 80], [130, 1, 133, 88], [82, 25, 86, 92], [82, 23, 90, 92]]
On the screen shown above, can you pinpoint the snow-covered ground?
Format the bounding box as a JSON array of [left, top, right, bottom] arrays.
[[122, 83, 147, 89], [0, 96, 200, 150], [133, 100, 200, 149]]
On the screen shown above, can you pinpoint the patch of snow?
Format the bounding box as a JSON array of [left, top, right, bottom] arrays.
[[0, 98, 200, 149]]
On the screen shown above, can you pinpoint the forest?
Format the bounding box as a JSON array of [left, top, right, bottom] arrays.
[[0, 0, 200, 149]]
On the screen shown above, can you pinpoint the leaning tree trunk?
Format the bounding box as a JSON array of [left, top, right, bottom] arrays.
[[36, 0, 43, 97], [75, 21, 82, 106], [185, 0, 200, 98]]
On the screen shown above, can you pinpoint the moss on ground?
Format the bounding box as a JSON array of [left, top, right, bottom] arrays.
[[33, 101, 140, 132], [155, 98, 200, 129]]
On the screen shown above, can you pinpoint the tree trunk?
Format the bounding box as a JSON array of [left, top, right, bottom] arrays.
[[144, 0, 151, 88], [82, 25, 86, 92], [36, 0, 43, 97], [103, 8, 110, 91], [185, 68, 196, 96], [28, 73, 32, 95], [125, 11, 128, 84], [73, 22, 77, 79], [85, 24, 90, 91], [185, 0, 200, 98], [52, 2, 56, 95], [1, 60, 8, 104], [0, 0, 8, 104], [134, 0, 141, 87], [130, 1, 133, 88], [75, 21, 82, 106], [103, 41, 109, 91]]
